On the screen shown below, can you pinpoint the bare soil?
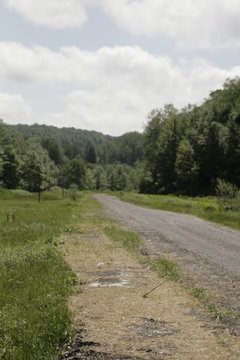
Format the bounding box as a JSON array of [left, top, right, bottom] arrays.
[[59, 200, 240, 360]]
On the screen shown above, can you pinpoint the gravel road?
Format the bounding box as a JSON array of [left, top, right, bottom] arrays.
[[95, 194, 240, 278], [95, 194, 240, 320]]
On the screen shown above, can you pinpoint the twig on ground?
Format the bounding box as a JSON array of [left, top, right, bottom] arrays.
[[143, 280, 167, 298]]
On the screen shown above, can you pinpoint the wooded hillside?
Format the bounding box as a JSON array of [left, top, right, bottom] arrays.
[[1, 77, 240, 195], [141, 78, 240, 195]]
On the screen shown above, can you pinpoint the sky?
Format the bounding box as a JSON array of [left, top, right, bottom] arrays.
[[1, 1, 240, 135]]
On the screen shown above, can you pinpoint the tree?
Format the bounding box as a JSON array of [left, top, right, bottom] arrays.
[[41, 137, 65, 165], [85, 142, 97, 164], [143, 109, 163, 171], [224, 118, 240, 186], [20, 142, 58, 201], [93, 166, 109, 190], [1, 146, 21, 189], [0, 146, 3, 185], [85, 167, 96, 190], [175, 139, 199, 194], [143, 105, 180, 193], [62, 156, 86, 190]]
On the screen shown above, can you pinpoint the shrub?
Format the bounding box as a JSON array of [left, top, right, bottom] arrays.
[[216, 179, 238, 201]]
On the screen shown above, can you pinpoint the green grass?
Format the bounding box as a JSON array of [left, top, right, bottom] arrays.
[[104, 224, 142, 253], [147, 258, 181, 281], [0, 189, 78, 360], [111, 192, 240, 230], [190, 287, 234, 321]]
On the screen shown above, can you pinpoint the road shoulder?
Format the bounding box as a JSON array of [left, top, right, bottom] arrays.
[[59, 196, 240, 360]]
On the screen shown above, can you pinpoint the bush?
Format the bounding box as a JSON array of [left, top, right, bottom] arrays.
[[216, 179, 240, 211], [216, 179, 238, 201]]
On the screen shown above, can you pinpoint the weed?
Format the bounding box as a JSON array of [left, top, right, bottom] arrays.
[[146, 258, 181, 281], [191, 287, 210, 301]]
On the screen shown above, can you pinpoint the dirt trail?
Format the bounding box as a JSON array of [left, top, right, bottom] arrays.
[[59, 205, 240, 359]]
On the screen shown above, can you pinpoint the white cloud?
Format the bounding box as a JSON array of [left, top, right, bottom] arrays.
[[1, 42, 240, 134], [100, 0, 240, 49], [0, 42, 179, 87], [4, 0, 240, 49], [0, 93, 35, 124], [4, 0, 87, 29]]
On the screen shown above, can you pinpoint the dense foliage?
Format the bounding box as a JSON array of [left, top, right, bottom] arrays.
[[1, 77, 240, 195], [141, 78, 240, 195], [0, 121, 144, 194], [7, 123, 143, 165]]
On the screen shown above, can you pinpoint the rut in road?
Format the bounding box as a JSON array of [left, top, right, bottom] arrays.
[[94, 194, 240, 326]]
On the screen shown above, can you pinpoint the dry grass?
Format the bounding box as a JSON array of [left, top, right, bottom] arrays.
[[61, 195, 240, 360]]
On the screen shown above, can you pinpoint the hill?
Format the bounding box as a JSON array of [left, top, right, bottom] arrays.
[[7, 123, 143, 165]]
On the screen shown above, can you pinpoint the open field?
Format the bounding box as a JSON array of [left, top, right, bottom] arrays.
[[110, 192, 240, 230], [0, 189, 77, 360]]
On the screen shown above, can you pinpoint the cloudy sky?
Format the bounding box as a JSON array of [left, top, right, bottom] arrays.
[[1, 1, 240, 135]]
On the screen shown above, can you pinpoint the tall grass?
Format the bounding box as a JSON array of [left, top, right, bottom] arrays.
[[111, 192, 240, 230], [0, 189, 76, 360]]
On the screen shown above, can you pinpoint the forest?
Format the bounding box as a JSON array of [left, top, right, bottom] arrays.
[[1, 77, 240, 196]]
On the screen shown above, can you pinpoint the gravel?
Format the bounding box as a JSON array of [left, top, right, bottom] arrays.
[[94, 194, 240, 317]]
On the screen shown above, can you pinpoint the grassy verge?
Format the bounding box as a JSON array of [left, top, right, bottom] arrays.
[[190, 286, 236, 321], [0, 189, 78, 360], [104, 224, 141, 253], [103, 222, 236, 321], [104, 224, 181, 281], [110, 192, 240, 230]]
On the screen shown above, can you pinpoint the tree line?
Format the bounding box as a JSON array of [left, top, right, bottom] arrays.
[[141, 78, 240, 195], [1, 77, 240, 196], [0, 121, 144, 195], [7, 124, 143, 166]]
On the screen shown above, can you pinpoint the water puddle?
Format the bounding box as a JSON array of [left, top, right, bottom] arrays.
[[88, 269, 133, 288]]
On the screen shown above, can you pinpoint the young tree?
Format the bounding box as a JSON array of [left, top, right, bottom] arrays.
[[61, 156, 86, 190], [20, 142, 58, 202]]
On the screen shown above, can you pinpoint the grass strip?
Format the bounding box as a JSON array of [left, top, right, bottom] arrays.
[[104, 224, 141, 253], [103, 221, 236, 322]]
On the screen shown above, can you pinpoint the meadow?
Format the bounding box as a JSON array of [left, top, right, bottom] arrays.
[[0, 189, 77, 360]]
